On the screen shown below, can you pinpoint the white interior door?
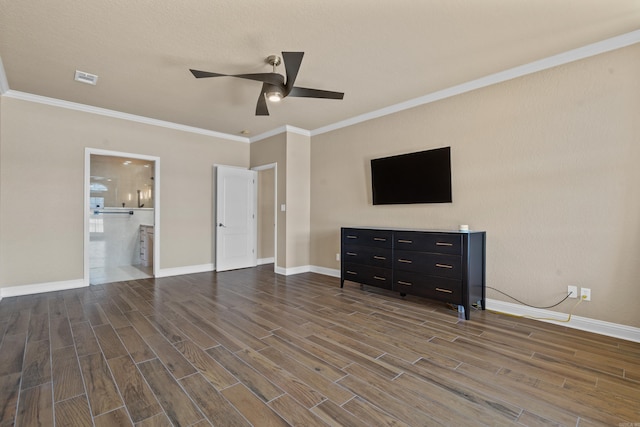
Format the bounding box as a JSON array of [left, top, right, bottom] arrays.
[[216, 165, 257, 272]]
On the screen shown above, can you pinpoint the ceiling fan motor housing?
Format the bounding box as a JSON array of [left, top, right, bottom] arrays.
[[266, 55, 282, 67]]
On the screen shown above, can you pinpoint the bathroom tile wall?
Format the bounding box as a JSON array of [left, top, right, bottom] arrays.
[[89, 208, 154, 268]]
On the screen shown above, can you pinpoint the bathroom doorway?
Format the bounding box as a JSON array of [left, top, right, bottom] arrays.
[[84, 148, 160, 285]]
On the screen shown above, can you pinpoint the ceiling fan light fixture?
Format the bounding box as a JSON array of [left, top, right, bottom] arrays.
[[266, 90, 283, 102]]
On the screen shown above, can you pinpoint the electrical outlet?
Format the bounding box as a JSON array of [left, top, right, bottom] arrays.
[[580, 288, 591, 301], [567, 286, 578, 299], [336, 253, 340, 261]]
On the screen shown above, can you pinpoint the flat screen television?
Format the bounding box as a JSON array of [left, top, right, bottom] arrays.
[[371, 146, 452, 205]]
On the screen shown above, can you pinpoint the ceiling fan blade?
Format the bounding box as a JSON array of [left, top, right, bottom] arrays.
[[190, 69, 226, 78], [256, 83, 270, 116], [288, 86, 344, 100], [282, 52, 304, 93]]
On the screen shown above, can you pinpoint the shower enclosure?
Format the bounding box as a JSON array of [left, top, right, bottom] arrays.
[[88, 153, 156, 285]]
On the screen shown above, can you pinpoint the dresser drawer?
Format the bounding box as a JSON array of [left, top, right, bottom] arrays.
[[343, 246, 392, 268], [395, 232, 462, 255], [394, 270, 462, 304], [394, 250, 461, 279], [342, 228, 393, 249], [342, 263, 393, 290]]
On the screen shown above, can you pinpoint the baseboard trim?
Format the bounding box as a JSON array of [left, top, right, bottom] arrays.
[[156, 264, 214, 278], [305, 267, 640, 343], [274, 265, 311, 276], [3, 267, 636, 343], [310, 266, 340, 278], [257, 257, 275, 265], [0, 279, 88, 298], [486, 299, 640, 343]]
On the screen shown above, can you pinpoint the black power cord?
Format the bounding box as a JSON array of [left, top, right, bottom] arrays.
[[486, 286, 573, 309]]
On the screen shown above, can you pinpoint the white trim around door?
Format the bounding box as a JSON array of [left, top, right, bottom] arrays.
[[252, 163, 278, 273]]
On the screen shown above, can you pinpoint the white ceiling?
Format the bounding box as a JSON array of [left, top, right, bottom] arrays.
[[1, 1, 639, 139]]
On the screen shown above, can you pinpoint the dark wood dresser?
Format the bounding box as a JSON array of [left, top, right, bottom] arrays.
[[341, 227, 486, 320]]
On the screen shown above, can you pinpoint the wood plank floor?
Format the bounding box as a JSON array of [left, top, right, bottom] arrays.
[[1, 264, 639, 426]]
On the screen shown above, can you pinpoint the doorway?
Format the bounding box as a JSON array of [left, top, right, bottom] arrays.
[[84, 149, 160, 285], [253, 163, 277, 271]]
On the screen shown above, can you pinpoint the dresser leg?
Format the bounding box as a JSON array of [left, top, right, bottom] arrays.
[[340, 279, 344, 288]]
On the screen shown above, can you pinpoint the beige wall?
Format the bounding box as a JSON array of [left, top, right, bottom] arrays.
[[250, 131, 312, 270], [250, 134, 287, 269], [285, 132, 311, 268], [257, 167, 275, 260], [0, 97, 248, 287], [310, 44, 640, 327], [1, 44, 638, 329]]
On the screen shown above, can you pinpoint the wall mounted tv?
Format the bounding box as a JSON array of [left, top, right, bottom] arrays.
[[371, 146, 452, 205]]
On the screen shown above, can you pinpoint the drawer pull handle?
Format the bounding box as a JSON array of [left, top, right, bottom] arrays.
[[397, 281, 413, 286], [398, 239, 413, 244], [346, 235, 357, 239], [435, 288, 453, 294], [373, 256, 386, 260], [398, 259, 412, 264], [373, 276, 386, 281], [346, 252, 357, 256], [436, 242, 453, 247], [435, 263, 453, 269], [373, 237, 387, 241], [346, 271, 357, 275]]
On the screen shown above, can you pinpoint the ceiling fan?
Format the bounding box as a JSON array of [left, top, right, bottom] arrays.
[[190, 52, 344, 116]]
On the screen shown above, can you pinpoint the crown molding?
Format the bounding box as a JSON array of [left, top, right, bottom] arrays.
[[249, 125, 288, 143], [311, 29, 640, 137], [2, 30, 639, 140], [285, 125, 312, 137], [249, 125, 311, 143], [2, 89, 251, 143]]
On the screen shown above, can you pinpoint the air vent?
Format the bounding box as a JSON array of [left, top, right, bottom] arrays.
[[74, 70, 98, 85]]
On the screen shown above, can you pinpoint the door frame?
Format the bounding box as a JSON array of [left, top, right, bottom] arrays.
[[84, 148, 161, 285], [251, 163, 278, 272]]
